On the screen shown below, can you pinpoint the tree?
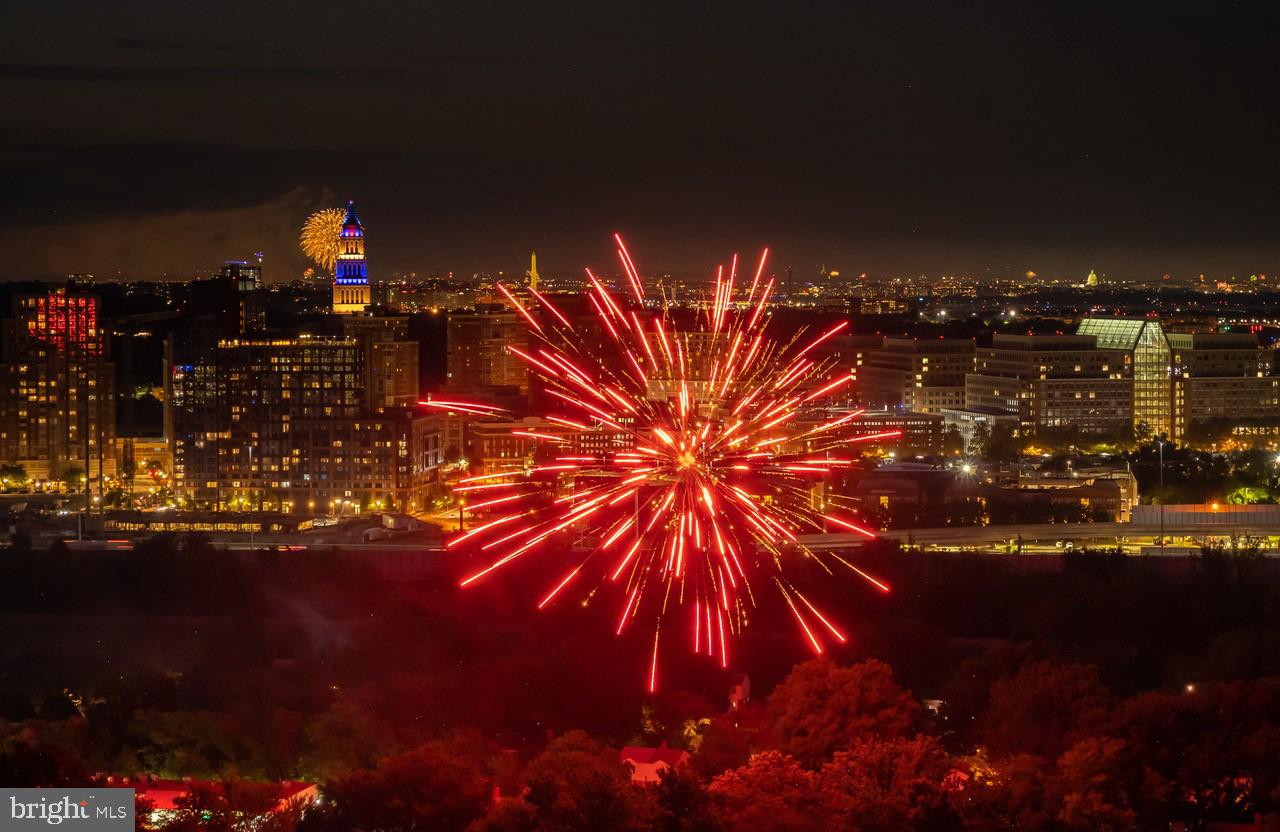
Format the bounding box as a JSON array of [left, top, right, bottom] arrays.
[[469, 731, 650, 832], [1105, 679, 1280, 823], [644, 690, 717, 748], [128, 709, 240, 778], [940, 644, 1045, 744], [1051, 737, 1165, 831], [1185, 628, 1280, 683], [0, 720, 91, 787], [981, 660, 1111, 758], [953, 753, 1054, 832], [135, 796, 158, 832], [1226, 486, 1274, 505], [303, 742, 490, 832], [767, 659, 919, 767], [708, 751, 823, 832], [971, 423, 991, 458], [299, 698, 394, 782], [651, 765, 721, 832], [243, 708, 305, 781], [0, 463, 28, 489], [690, 709, 763, 778], [818, 736, 962, 831], [59, 466, 85, 488], [940, 425, 965, 457], [468, 798, 538, 832], [982, 424, 1021, 463]]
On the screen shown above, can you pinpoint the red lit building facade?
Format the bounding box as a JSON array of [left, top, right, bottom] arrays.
[[0, 288, 117, 483]]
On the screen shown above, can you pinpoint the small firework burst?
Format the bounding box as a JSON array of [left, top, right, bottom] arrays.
[[299, 208, 346, 274]]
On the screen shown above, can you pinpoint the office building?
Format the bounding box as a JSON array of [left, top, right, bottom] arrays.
[[1072, 318, 1280, 445], [1076, 318, 1172, 438], [786, 407, 943, 455], [858, 337, 975, 413], [1168, 332, 1280, 443], [841, 334, 887, 388], [965, 334, 1132, 436]]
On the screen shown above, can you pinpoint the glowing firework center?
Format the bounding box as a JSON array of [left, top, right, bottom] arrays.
[[428, 237, 896, 690]]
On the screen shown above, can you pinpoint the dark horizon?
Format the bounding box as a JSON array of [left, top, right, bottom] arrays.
[[5, 1, 1280, 282]]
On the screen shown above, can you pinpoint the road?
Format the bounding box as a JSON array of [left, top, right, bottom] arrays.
[[799, 520, 1280, 553]]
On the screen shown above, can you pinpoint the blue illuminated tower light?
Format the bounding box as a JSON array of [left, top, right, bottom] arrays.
[[332, 201, 371, 313]]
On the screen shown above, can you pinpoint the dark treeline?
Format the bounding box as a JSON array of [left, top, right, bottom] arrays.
[[5, 537, 1280, 829]]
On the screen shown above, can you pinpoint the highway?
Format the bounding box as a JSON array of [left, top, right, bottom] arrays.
[[799, 520, 1280, 554]]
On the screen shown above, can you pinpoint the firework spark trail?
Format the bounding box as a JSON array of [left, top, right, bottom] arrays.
[[446, 236, 898, 689], [299, 208, 346, 274]]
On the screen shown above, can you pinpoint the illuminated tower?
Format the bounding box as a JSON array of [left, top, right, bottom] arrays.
[[332, 201, 371, 313], [527, 251, 539, 292]]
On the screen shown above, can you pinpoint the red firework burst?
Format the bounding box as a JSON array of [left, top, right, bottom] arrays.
[[425, 236, 896, 691]]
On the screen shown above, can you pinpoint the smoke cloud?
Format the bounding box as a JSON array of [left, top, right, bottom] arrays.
[[0, 187, 332, 282]]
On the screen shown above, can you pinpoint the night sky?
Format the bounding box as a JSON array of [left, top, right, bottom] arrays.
[[4, 1, 1280, 282]]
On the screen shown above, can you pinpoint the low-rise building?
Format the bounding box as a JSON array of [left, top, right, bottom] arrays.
[[940, 407, 1021, 454], [464, 416, 578, 474], [845, 408, 945, 455]]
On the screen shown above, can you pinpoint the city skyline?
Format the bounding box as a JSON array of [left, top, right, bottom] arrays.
[[9, 5, 1280, 828]]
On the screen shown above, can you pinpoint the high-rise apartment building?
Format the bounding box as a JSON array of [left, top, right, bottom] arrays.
[[342, 315, 420, 410], [169, 335, 440, 513], [0, 288, 116, 484], [446, 304, 528, 392], [218, 260, 266, 332], [170, 336, 362, 509]]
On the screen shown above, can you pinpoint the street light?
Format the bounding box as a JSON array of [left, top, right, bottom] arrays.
[[1156, 438, 1165, 554]]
